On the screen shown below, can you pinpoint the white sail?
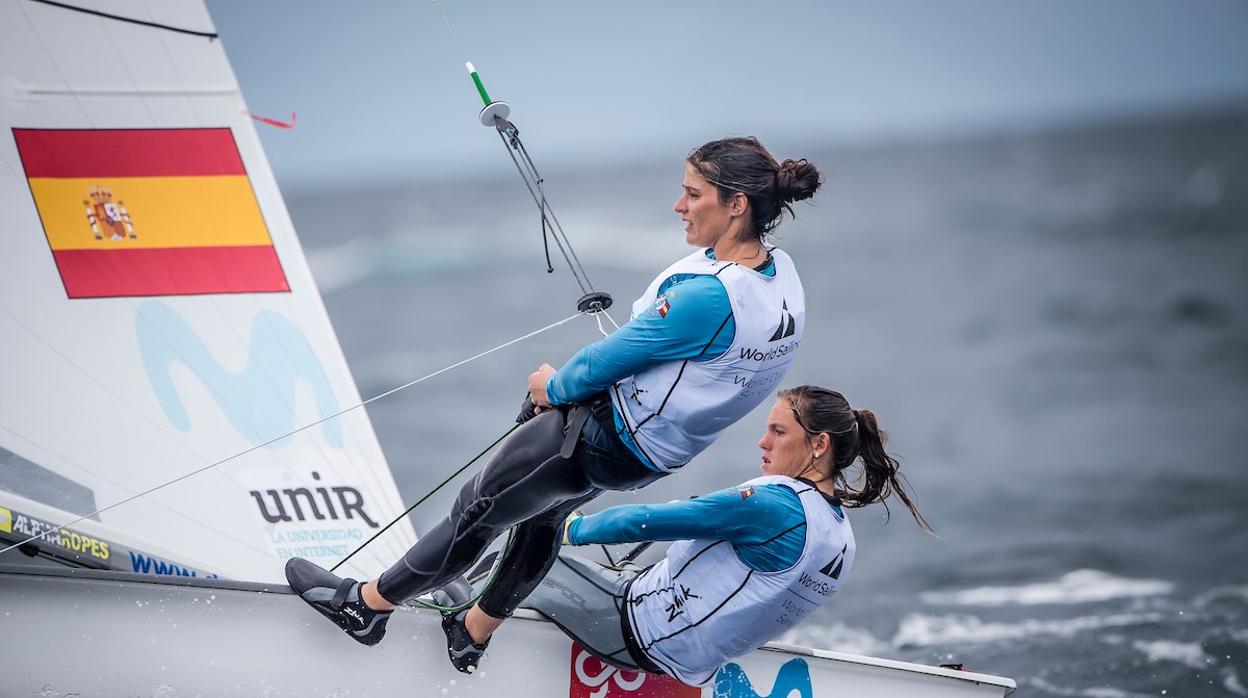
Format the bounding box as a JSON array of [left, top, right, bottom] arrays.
[[0, 0, 415, 582]]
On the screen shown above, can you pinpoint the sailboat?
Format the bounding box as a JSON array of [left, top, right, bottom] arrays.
[[0, 1, 1016, 695]]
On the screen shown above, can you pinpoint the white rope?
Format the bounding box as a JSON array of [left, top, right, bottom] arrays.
[[0, 310, 587, 558], [593, 307, 622, 337]]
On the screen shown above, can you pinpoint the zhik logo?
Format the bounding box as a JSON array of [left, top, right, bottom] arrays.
[[343, 606, 366, 627]]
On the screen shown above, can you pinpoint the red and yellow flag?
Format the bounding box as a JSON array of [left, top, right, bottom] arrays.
[[14, 128, 290, 298]]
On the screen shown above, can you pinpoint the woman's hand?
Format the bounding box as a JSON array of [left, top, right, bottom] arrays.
[[528, 363, 557, 413]]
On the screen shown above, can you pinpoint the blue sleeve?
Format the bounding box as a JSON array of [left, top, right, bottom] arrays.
[[567, 484, 801, 547], [545, 274, 736, 405]]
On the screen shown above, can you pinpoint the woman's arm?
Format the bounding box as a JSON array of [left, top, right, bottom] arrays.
[[544, 275, 735, 406], [566, 484, 802, 546]]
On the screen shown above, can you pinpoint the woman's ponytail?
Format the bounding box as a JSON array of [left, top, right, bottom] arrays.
[[847, 409, 934, 535], [779, 386, 934, 535]]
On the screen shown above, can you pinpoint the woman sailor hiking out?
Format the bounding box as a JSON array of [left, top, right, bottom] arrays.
[[285, 136, 823, 671], [518, 386, 933, 687]]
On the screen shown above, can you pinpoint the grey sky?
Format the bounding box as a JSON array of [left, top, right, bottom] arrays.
[[205, 1, 1248, 190]]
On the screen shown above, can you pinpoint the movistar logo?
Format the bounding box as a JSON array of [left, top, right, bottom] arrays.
[[715, 658, 812, 698], [136, 301, 343, 448], [768, 300, 796, 342], [820, 543, 848, 579]]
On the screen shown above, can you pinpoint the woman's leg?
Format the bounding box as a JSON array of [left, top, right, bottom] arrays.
[[471, 415, 666, 621], [475, 489, 600, 618], [376, 410, 594, 603], [521, 552, 642, 670]]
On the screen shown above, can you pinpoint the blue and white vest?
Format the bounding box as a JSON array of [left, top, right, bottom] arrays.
[[626, 475, 855, 686], [610, 247, 804, 471]]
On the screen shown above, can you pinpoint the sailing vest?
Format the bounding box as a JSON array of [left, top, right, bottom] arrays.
[[610, 247, 804, 471], [625, 475, 855, 686]]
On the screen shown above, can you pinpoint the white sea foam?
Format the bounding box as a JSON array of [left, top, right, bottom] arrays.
[[1131, 639, 1214, 670], [1028, 677, 1152, 698], [566, 221, 690, 272], [304, 230, 485, 293], [1224, 668, 1248, 696], [778, 621, 891, 657], [893, 611, 1165, 647], [1194, 584, 1248, 608], [920, 569, 1174, 607], [304, 239, 376, 292]]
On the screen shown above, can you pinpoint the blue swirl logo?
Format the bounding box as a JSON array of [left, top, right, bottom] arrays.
[[137, 301, 342, 447], [714, 659, 812, 698]]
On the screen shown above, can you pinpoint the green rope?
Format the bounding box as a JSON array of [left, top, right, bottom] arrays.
[[331, 422, 520, 573], [402, 526, 515, 613]]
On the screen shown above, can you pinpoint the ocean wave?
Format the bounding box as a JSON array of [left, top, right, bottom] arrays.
[[1226, 670, 1248, 697], [302, 219, 682, 292], [1130, 639, 1214, 670], [777, 621, 891, 657], [893, 611, 1166, 647], [1193, 584, 1248, 608], [1028, 676, 1153, 698], [920, 569, 1174, 607], [303, 235, 480, 292]]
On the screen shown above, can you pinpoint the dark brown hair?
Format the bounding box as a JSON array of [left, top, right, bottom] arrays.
[[687, 137, 822, 241], [777, 385, 934, 534]]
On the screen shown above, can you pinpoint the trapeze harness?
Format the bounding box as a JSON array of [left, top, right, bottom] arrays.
[[375, 248, 806, 617]]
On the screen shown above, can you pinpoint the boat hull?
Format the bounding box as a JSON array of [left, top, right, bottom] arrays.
[[0, 565, 1014, 697]]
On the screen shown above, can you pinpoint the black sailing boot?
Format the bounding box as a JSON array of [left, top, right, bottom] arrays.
[[433, 575, 488, 673], [285, 557, 391, 646], [441, 608, 489, 673]]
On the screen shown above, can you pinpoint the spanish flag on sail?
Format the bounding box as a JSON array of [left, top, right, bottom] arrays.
[[13, 128, 290, 298]]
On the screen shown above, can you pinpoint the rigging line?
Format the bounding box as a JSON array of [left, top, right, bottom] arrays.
[[0, 304, 246, 497], [0, 310, 586, 559], [0, 24, 299, 544], [512, 136, 592, 286], [134, 0, 364, 518], [332, 422, 520, 571], [515, 138, 595, 294], [0, 303, 380, 570], [136, 6, 402, 566], [430, 0, 471, 66], [429, 2, 604, 305], [509, 131, 594, 291], [26, 0, 219, 40], [495, 129, 591, 295], [133, 3, 388, 561], [0, 424, 284, 563], [594, 305, 623, 336], [89, 2, 340, 512]]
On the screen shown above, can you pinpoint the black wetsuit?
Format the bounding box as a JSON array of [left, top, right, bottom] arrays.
[[376, 396, 663, 618]]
